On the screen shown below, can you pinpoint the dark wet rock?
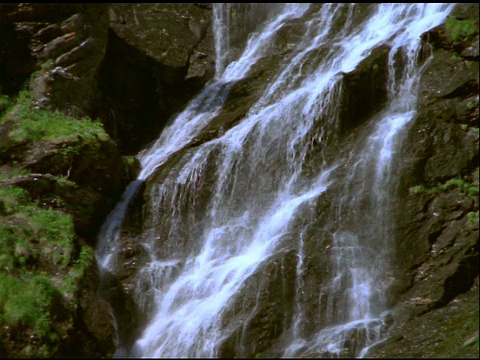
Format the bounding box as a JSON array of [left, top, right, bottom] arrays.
[[218, 250, 298, 358], [367, 5, 479, 357], [339, 45, 391, 134], [2, 3, 478, 359], [109, 4, 213, 72], [113, 5, 478, 358], [1, 4, 216, 156], [95, 3, 215, 155]]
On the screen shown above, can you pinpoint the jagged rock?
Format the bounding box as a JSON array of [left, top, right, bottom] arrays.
[[92, 4, 215, 155], [1, 3, 478, 359], [367, 4, 479, 357], [339, 45, 391, 134], [109, 4, 213, 72]]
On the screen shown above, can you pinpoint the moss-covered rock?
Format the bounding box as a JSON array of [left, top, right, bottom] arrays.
[[0, 87, 137, 357]]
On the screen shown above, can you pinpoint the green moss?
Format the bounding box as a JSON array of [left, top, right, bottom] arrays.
[[0, 182, 90, 356], [1, 90, 107, 147], [0, 273, 57, 334], [410, 171, 479, 199], [0, 185, 31, 215], [436, 301, 479, 358], [123, 155, 137, 167], [0, 203, 75, 270], [445, 18, 479, 42], [467, 211, 479, 225], [0, 94, 13, 116], [0, 272, 64, 357], [0, 70, 113, 356], [61, 245, 95, 297]]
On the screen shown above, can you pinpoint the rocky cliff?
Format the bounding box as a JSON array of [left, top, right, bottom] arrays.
[[0, 3, 214, 357], [0, 3, 478, 358], [368, 4, 479, 357]]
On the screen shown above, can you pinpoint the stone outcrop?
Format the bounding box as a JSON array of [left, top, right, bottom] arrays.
[[0, 3, 216, 357], [367, 4, 479, 357], [95, 4, 215, 155], [103, 4, 478, 358], [0, 3, 478, 358], [0, 3, 216, 156], [0, 93, 138, 356]]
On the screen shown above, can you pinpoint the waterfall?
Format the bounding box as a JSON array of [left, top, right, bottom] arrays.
[[96, 3, 454, 358]]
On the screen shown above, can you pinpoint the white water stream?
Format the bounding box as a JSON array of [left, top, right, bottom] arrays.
[[96, 3, 454, 358]]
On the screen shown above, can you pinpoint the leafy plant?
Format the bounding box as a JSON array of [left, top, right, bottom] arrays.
[[445, 18, 478, 42]]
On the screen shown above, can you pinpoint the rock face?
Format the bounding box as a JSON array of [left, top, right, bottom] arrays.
[[0, 3, 212, 358], [111, 3, 478, 358], [0, 3, 215, 156], [95, 3, 215, 155], [0, 3, 478, 359], [367, 4, 479, 357]]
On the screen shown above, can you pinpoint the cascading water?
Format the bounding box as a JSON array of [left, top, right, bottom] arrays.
[[96, 3, 454, 358]]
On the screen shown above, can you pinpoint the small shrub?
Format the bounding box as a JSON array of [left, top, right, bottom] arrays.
[[409, 184, 429, 194]]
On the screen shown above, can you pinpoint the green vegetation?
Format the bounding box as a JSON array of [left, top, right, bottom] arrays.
[[0, 85, 106, 356], [0, 184, 76, 356], [467, 211, 479, 225], [435, 298, 479, 358], [410, 170, 479, 199], [123, 155, 137, 167], [0, 94, 13, 115], [1, 90, 107, 146], [0, 179, 98, 356], [432, 177, 479, 198], [62, 245, 95, 299], [0, 273, 60, 336], [231, 8, 237, 22], [0, 185, 74, 267], [0, 168, 30, 181], [445, 17, 479, 42], [410, 184, 429, 194]]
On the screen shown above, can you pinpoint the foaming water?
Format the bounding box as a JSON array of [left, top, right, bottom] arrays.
[[96, 3, 454, 358]]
